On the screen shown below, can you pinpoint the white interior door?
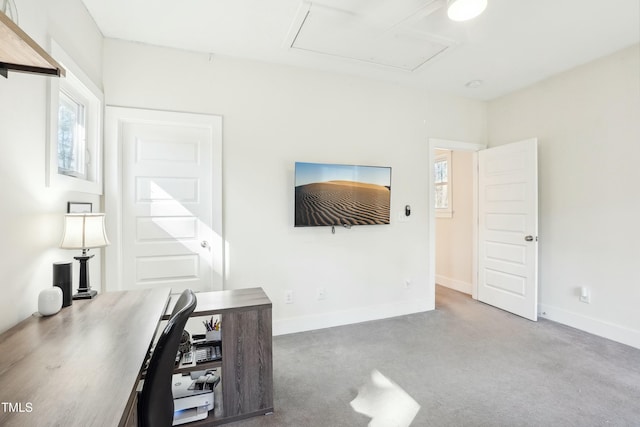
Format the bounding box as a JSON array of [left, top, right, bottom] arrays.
[[477, 138, 538, 320], [105, 107, 223, 293]]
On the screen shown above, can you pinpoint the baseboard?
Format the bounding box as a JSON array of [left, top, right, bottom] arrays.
[[539, 304, 640, 349], [273, 298, 432, 336], [435, 275, 472, 295]]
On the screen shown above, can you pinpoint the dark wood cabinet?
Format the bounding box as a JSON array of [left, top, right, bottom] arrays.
[[221, 306, 273, 419], [164, 287, 274, 425]]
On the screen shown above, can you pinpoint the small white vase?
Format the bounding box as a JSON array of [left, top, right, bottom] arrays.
[[38, 287, 63, 316]]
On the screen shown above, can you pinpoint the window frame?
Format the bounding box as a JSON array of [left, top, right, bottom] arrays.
[[434, 149, 453, 218], [47, 40, 103, 194]]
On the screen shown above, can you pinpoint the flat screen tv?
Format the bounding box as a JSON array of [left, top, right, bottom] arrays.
[[295, 162, 391, 227]]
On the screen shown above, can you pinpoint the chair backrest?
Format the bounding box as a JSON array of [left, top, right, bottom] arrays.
[[169, 289, 192, 319], [138, 289, 197, 427]]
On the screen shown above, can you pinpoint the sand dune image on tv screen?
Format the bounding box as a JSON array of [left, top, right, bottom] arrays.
[[295, 180, 390, 226]]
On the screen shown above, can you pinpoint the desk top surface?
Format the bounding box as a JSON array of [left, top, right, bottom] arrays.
[[162, 287, 272, 319], [0, 288, 170, 427]]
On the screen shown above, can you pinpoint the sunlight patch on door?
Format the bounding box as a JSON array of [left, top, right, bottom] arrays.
[[137, 177, 199, 203], [137, 181, 224, 277]]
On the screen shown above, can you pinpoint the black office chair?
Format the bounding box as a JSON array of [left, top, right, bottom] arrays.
[[138, 289, 197, 427], [169, 289, 193, 319]]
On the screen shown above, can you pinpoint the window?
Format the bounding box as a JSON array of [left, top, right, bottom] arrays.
[[434, 149, 452, 218], [58, 89, 87, 179], [47, 41, 103, 194]]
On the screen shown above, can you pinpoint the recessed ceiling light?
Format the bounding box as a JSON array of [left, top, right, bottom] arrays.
[[465, 79, 483, 89], [447, 0, 488, 22]]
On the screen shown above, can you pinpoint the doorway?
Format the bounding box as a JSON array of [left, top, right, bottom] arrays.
[[428, 138, 539, 321], [434, 148, 475, 297], [428, 139, 485, 302]]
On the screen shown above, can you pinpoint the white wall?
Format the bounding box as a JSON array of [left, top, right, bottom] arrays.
[[435, 150, 474, 294], [3, 9, 635, 349], [102, 39, 487, 334], [488, 44, 640, 348], [0, 0, 103, 333]]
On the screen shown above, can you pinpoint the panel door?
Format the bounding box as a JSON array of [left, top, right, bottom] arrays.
[[478, 138, 538, 320], [119, 110, 217, 292]]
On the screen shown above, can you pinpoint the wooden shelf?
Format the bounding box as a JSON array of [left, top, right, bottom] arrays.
[[0, 10, 65, 77], [174, 344, 223, 374], [175, 359, 223, 374], [172, 370, 273, 427]]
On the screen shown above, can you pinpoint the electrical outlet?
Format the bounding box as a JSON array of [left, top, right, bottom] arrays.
[[284, 290, 294, 304], [579, 286, 591, 304], [317, 288, 326, 300]]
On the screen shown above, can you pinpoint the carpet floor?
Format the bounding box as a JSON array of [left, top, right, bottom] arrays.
[[228, 286, 640, 426]]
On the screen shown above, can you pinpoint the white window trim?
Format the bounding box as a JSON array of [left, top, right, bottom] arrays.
[[47, 40, 103, 194], [435, 149, 453, 218]]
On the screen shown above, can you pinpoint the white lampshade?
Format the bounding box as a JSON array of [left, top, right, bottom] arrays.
[[60, 213, 110, 249], [447, 0, 487, 22]]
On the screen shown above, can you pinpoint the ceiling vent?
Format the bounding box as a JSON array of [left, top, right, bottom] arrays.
[[286, 1, 455, 71]]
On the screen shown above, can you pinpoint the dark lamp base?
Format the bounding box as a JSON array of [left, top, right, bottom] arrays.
[[73, 289, 98, 300]]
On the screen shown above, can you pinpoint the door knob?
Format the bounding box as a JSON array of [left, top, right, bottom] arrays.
[[524, 235, 535, 242], [201, 240, 210, 248]]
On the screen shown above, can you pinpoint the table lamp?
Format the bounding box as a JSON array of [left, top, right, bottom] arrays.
[[60, 213, 110, 299]]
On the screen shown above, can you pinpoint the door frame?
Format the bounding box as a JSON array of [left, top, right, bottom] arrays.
[[104, 106, 224, 292], [428, 138, 486, 300]]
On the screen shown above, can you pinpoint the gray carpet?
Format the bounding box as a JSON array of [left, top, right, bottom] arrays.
[[230, 286, 640, 426]]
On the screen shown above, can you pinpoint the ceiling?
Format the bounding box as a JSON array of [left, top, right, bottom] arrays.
[[81, 0, 640, 100]]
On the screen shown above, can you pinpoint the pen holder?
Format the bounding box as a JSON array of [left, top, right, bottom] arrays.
[[206, 330, 221, 342]]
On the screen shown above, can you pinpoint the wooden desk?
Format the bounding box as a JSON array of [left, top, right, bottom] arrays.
[[0, 288, 170, 427], [0, 287, 273, 427]]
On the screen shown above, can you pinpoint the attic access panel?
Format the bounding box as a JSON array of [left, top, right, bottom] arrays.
[[289, 2, 453, 71]]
